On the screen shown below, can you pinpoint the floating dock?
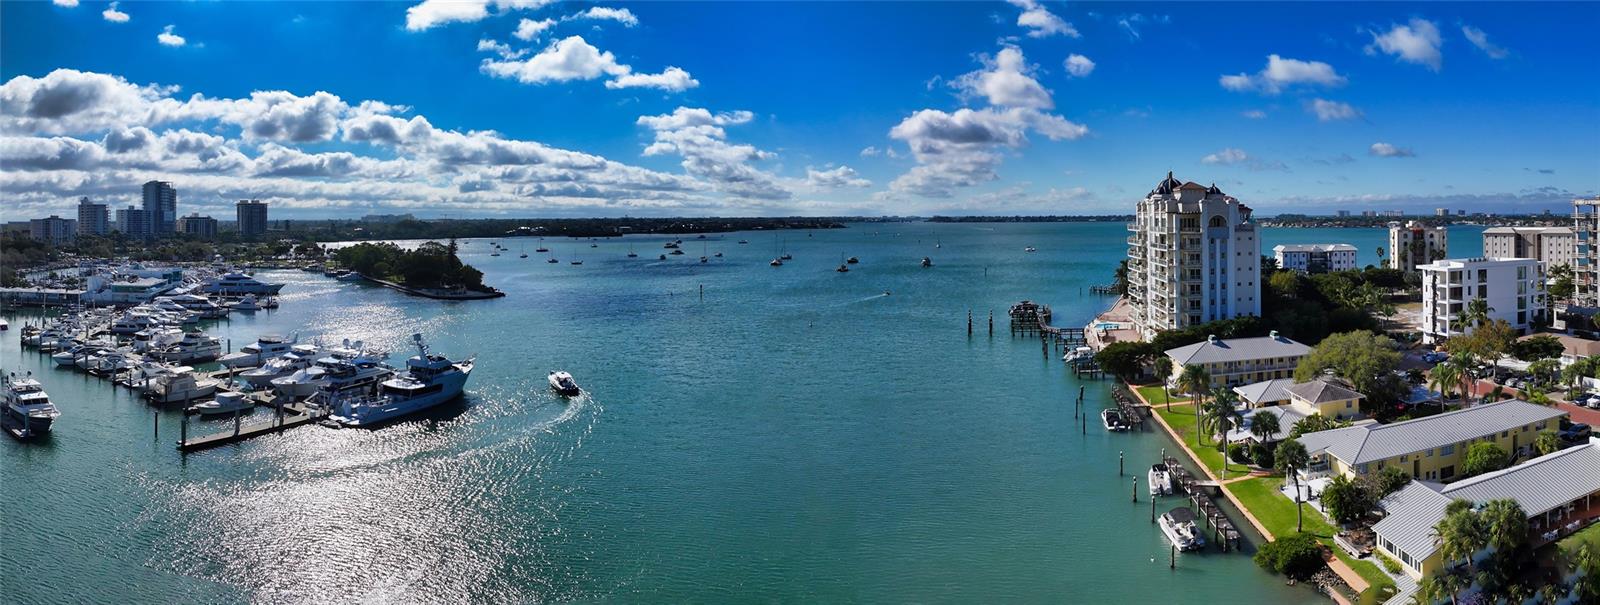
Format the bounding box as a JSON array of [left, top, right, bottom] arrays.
[[176, 395, 327, 452]]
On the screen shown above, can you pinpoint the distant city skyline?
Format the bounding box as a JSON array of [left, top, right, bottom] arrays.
[[2, 2, 1596, 219]]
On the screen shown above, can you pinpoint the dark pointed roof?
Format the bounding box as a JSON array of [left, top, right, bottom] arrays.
[[1152, 171, 1182, 195], [1206, 183, 1223, 195]]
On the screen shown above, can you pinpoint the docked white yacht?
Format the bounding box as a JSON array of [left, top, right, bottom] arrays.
[[3, 373, 61, 438], [130, 327, 185, 353], [198, 272, 285, 295], [188, 391, 254, 416], [228, 294, 263, 312], [218, 334, 297, 369], [1158, 507, 1207, 551], [160, 294, 229, 319], [144, 367, 221, 404], [151, 331, 223, 364], [239, 344, 321, 389], [109, 313, 164, 335], [328, 334, 473, 427], [1148, 463, 1174, 497], [271, 344, 391, 399]]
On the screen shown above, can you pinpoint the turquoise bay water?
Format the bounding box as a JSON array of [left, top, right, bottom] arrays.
[[1, 222, 1472, 603]]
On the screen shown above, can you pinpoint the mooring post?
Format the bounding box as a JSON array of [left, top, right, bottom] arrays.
[[152, 408, 158, 440], [1119, 450, 1124, 476], [181, 412, 188, 445], [988, 310, 993, 336], [967, 310, 972, 336], [1151, 490, 1157, 523], [234, 409, 241, 436], [1170, 545, 1176, 569], [1132, 477, 1138, 503], [1081, 414, 1085, 435], [700, 283, 704, 302]]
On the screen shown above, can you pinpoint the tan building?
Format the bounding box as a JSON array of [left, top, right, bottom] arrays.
[[1482, 226, 1575, 270], [1164, 331, 1311, 391], [1388, 220, 1447, 274], [1284, 379, 1365, 420]]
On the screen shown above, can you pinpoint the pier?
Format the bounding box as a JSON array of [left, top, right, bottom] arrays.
[[1088, 284, 1119, 295], [1160, 453, 1244, 552], [176, 394, 328, 452], [1008, 300, 1105, 378]]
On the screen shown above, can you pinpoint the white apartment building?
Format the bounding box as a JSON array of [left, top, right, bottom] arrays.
[[1126, 172, 1261, 340], [1273, 243, 1358, 274], [1388, 221, 1448, 275], [1573, 197, 1600, 306], [1418, 257, 1544, 344], [1481, 226, 1575, 270], [28, 215, 76, 244]]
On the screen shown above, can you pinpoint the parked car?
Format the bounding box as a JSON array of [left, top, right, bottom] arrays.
[[1422, 351, 1449, 364], [1559, 421, 1592, 442]]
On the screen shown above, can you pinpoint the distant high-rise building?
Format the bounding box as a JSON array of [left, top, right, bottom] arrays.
[[115, 206, 150, 237], [1388, 220, 1448, 273], [177, 214, 218, 238], [1125, 172, 1260, 340], [76, 197, 109, 236], [29, 215, 77, 244], [362, 213, 416, 223], [1362, 210, 1378, 217], [1336, 210, 1351, 217], [1383, 210, 1405, 218], [235, 199, 268, 236], [1482, 227, 1575, 270], [141, 180, 177, 235], [1572, 197, 1600, 305], [1435, 208, 1449, 217], [1457, 209, 1466, 216]]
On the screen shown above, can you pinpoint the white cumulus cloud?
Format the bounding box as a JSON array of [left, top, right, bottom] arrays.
[[952, 46, 1053, 110], [479, 35, 698, 92], [1201, 148, 1248, 165], [566, 6, 638, 27], [52, 0, 77, 7], [1366, 18, 1443, 71], [514, 17, 555, 41], [101, 2, 129, 23], [1219, 54, 1346, 94], [1308, 99, 1361, 121], [404, 0, 554, 32], [806, 165, 870, 188], [1064, 54, 1095, 78], [605, 67, 699, 92], [157, 25, 186, 47], [1005, 0, 1078, 38]]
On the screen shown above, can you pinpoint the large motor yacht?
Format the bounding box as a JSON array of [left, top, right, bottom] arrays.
[[157, 294, 229, 319], [218, 334, 297, 369], [143, 367, 221, 404], [198, 272, 285, 296], [328, 334, 473, 427], [150, 331, 223, 364], [3, 373, 61, 438], [271, 343, 392, 399], [239, 344, 322, 389]]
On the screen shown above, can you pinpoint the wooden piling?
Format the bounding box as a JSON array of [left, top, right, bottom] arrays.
[[988, 310, 993, 335], [152, 408, 158, 440], [233, 409, 241, 436], [967, 310, 972, 336], [1170, 545, 1176, 569], [1132, 477, 1138, 503], [1151, 489, 1157, 522], [1119, 450, 1124, 476]]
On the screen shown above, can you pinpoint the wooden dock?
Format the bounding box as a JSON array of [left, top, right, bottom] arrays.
[[1161, 453, 1244, 552], [1009, 300, 1102, 377], [176, 395, 327, 452], [1088, 284, 1119, 295]]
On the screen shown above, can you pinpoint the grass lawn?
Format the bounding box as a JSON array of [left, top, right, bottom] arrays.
[[1228, 477, 1397, 603], [1150, 403, 1246, 478], [1135, 384, 1188, 407], [1552, 521, 1600, 569]]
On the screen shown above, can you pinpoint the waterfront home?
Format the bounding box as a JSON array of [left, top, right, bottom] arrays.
[[1225, 406, 1307, 445], [1417, 257, 1545, 344], [1164, 331, 1311, 390], [1272, 243, 1358, 274], [1296, 400, 1567, 483], [1232, 378, 1296, 408], [1372, 442, 1600, 580], [1284, 379, 1366, 421]]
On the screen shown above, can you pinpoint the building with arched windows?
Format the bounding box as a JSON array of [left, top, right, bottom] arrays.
[[1125, 172, 1261, 340]]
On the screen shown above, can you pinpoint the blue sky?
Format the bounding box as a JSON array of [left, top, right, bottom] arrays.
[[2, 1, 1596, 219]]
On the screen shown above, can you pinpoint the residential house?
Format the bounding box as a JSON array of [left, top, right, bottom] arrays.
[[1164, 331, 1311, 391], [1296, 400, 1567, 483]]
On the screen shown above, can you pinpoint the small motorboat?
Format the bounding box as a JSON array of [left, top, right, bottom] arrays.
[[1149, 464, 1174, 497], [1101, 409, 1130, 432], [188, 391, 254, 416], [536, 246, 549, 253], [780, 253, 793, 261], [549, 371, 580, 397], [590, 244, 598, 248], [920, 257, 933, 268], [836, 264, 849, 273], [670, 249, 685, 256], [1024, 246, 1037, 253], [1159, 507, 1207, 551], [520, 253, 528, 259], [658, 254, 667, 260], [547, 258, 559, 264], [846, 256, 859, 264], [1062, 346, 1093, 364], [571, 260, 583, 265], [738, 240, 749, 244], [700, 256, 709, 263], [490, 251, 501, 257], [770, 259, 783, 267], [882, 290, 891, 296], [713, 252, 722, 257]]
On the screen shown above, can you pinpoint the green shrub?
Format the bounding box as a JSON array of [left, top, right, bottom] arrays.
[[1251, 443, 1275, 468], [1253, 533, 1325, 580], [1228, 442, 1251, 464], [1375, 552, 1402, 575]]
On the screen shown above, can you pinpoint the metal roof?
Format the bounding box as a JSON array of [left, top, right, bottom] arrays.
[[1287, 380, 1364, 404], [1273, 243, 1358, 253], [1234, 378, 1297, 406], [1297, 400, 1566, 465], [1165, 334, 1311, 366], [1374, 443, 1600, 563]]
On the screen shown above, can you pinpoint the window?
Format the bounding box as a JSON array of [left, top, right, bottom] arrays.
[[1441, 444, 1455, 455]]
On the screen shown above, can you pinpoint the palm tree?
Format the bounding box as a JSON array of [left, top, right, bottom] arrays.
[[1177, 364, 1210, 443], [1444, 354, 1478, 406], [1430, 360, 1461, 403], [1482, 498, 1527, 554], [1462, 297, 1495, 331], [1538, 582, 1566, 605], [1250, 409, 1282, 446], [1153, 358, 1174, 411], [1376, 246, 1386, 269], [1433, 500, 1487, 575], [1203, 388, 1243, 451], [1274, 439, 1310, 532], [1433, 569, 1469, 605]]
